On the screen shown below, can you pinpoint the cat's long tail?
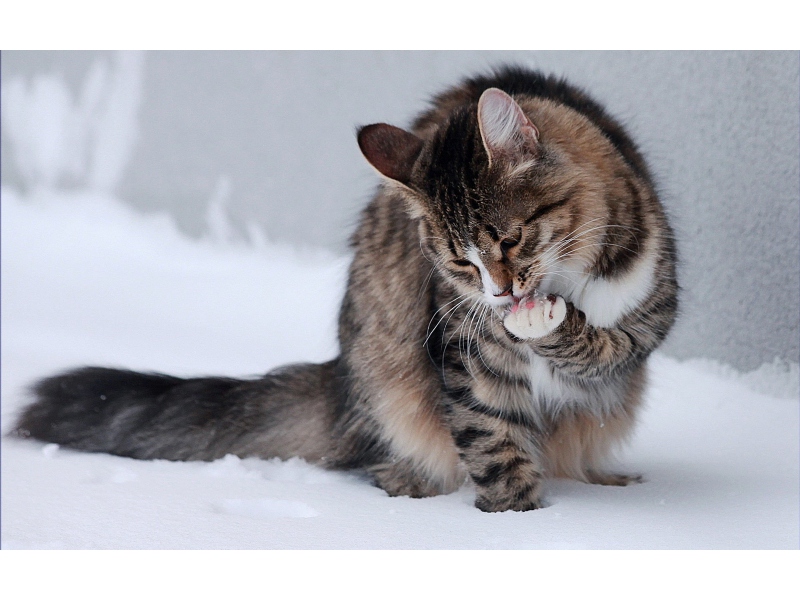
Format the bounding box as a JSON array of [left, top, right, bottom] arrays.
[[11, 361, 339, 463]]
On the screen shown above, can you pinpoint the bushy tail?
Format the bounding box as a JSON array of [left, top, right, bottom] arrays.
[[12, 361, 339, 463]]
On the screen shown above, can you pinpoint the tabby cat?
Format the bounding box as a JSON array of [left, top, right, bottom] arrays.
[[14, 66, 678, 512]]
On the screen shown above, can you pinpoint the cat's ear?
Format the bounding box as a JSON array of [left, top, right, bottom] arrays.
[[477, 88, 540, 167], [357, 123, 424, 187]]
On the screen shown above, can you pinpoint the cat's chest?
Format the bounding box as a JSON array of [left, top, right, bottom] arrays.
[[523, 348, 577, 399], [518, 349, 621, 417]]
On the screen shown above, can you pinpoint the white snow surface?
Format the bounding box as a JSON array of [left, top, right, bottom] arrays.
[[2, 188, 798, 549]]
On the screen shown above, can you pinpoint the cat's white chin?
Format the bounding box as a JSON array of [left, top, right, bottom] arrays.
[[481, 292, 515, 308]]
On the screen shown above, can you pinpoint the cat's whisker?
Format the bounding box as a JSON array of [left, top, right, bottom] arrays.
[[443, 296, 480, 344], [462, 301, 484, 369], [531, 227, 644, 287], [547, 223, 611, 255], [464, 304, 482, 374], [486, 307, 506, 346], [418, 264, 436, 296], [416, 258, 446, 304], [418, 237, 450, 263], [542, 270, 584, 285], [556, 235, 642, 256], [424, 293, 473, 347], [470, 304, 489, 372], [548, 220, 636, 252], [460, 304, 478, 375], [462, 300, 485, 356], [448, 300, 479, 375], [548, 222, 643, 259], [473, 305, 500, 378]]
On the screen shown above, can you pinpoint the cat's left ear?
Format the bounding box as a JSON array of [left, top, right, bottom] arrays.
[[478, 88, 540, 167], [357, 123, 424, 187]]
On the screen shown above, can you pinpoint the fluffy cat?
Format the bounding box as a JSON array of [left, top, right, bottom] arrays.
[[13, 66, 678, 512]]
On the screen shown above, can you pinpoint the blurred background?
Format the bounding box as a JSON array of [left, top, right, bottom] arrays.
[[2, 50, 798, 373]]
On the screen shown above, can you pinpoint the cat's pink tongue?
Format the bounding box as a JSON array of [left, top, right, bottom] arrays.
[[510, 294, 537, 313]]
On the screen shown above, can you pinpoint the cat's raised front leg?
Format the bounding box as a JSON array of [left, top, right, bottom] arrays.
[[503, 299, 643, 380]]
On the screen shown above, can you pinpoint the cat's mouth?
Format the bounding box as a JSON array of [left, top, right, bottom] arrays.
[[485, 290, 538, 313], [505, 290, 557, 315]]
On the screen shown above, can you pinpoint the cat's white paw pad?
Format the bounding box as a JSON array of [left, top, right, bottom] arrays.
[[503, 294, 566, 340]]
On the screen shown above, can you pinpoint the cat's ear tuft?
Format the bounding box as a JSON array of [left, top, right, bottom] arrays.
[[478, 88, 540, 167], [358, 124, 424, 187]]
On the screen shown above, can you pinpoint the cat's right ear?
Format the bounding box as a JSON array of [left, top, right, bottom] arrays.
[[478, 88, 540, 168], [357, 124, 424, 188]]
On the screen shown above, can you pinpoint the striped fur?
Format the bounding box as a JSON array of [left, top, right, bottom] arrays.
[[13, 66, 678, 512]]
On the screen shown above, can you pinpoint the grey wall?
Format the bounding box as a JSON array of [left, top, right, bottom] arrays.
[[2, 51, 798, 372]]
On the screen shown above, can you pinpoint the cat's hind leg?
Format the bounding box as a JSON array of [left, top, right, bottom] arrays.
[[584, 470, 643, 486], [367, 458, 445, 498], [543, 401, 643, 487]]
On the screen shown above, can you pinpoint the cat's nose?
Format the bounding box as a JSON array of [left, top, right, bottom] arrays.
[[494, 285, 513, 297]]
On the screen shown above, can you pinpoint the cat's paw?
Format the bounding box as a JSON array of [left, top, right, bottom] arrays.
[[503, 293, 567, 340], [585, 470, 644, 486], [368, 461, 443, 499], [475, 495, 544, 513]]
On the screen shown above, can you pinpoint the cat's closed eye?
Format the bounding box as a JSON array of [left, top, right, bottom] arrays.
[[451, 258, 474, 268], [499, 238, 518, 254], [525, 193, 574, 225]]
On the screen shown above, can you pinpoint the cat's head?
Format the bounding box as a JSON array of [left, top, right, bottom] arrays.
[[358, 88, 613, 308]]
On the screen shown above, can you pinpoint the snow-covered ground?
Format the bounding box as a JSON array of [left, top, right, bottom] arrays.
[[2, 188, 798, 550]]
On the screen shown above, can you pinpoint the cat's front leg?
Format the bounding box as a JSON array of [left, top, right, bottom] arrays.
[[448, 406, 545, 512], [503, 293, 567, 340], [509, 298, 640, 379]]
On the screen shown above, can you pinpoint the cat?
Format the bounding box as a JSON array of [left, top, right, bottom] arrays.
[[13, 66, 678, 512]]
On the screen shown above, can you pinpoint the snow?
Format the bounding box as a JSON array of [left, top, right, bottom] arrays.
[[2, 187, 798, 550]]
